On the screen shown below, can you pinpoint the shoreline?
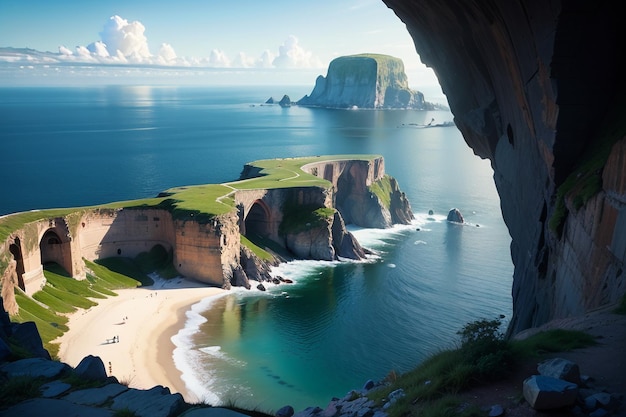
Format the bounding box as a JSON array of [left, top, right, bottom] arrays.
[[56, 276, 225, 401]]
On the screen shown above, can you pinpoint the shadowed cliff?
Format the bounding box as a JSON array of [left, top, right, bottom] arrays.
[[383, 0, 626, 334]]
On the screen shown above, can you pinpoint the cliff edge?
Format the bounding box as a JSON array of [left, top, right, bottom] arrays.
[[297, 54, 426, 109], [383, 0, 626, 334]]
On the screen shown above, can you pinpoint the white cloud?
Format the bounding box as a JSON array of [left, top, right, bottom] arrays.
[[2, 16, 327, 77], [58, 46, 73, 56], [87, 41, 110, 58], [158, 43, 177, 62], [75, 46, 93, 59], [232, 52, 255, 68], [100, 15, 151, 59], [256, 50, 275, 68], [207, 49, 230, 67], [272, 35, 321, 68]]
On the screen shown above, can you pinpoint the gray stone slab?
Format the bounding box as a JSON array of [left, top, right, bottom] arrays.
[[0, 357, 68, 378], [63, 383, 128, 406], [537, 357, 581, 384], [111, 385, 184, 417], [523, 375, 578, 410], [0, 398, 114, 417], [40, 380, 72, 398]]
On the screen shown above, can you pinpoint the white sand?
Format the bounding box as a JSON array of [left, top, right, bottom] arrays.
[[56, 277, 225, 400]]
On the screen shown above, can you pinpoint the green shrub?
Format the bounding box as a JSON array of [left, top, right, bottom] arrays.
[[0, 375, 45, 406], [456, 316, 513, 379]]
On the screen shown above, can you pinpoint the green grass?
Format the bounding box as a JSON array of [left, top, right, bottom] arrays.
[[512, 328, 596, 356], [229, 155, 380, 190], [12, 290, 68, 357], [91, 258, 151, 287], [240, 235, 275, 262], [369, 175, 393, 209], [370, 318, 596, 417], [10, 259, 150, 358], [85, 259, 143, 288], [0, 375, 46, 407]]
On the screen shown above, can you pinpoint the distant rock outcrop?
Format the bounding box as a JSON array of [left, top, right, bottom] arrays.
[[297, 54, 427, 109], [446, 208, 464, 223]]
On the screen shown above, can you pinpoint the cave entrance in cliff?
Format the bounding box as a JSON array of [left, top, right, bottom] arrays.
[[40, 229, 73, 276], [245, 200, 272, 241], [9, 238, 26, 291]]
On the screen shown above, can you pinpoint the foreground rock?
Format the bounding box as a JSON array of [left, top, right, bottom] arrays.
[[523, 375, 578, 410], [521, 357, 624, 415]]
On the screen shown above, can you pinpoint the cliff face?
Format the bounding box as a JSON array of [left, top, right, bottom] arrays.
[[0, 156, 414, 310], [383, 0, 626, 333], [298, 54, 425, 109], [238, 157, 413, 264]]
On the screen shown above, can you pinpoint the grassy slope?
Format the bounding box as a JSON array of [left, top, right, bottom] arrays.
[[10, 254, 156, 358], [0, 155, 380, 244], [228, 154, 379, 190], [369, 326, 596, 417]]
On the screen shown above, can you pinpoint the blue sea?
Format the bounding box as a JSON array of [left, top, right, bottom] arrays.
[[0, 86, 513, 411]]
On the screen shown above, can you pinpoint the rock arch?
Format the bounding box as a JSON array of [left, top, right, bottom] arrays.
[[39, 221, 73, 275], [8, 238, 25, 291], [244, 199, 272, 239]]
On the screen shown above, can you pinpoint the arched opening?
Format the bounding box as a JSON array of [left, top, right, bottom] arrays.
[[9, 238, 26, 291], [245, 200, 271, 239], [40, 229, 72, 275]]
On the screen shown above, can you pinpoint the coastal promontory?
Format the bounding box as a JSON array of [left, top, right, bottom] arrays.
[[0, 155, 413, 311], [297, 54, 428, 109]]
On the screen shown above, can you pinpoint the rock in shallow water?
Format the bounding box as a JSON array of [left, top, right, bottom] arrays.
[[446, 208, 464, 223]]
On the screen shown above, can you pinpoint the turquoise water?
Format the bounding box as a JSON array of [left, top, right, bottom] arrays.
[[0, 86, 513, 411]]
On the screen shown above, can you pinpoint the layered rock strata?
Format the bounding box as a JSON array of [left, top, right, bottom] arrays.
[[383, 0, 626, 334]]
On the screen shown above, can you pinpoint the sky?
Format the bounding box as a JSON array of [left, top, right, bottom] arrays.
[[0, 0, 442, 92]]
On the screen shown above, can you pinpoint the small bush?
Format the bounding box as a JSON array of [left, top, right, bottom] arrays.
[[0, 375, 44, 406], [457, 316, 513, 379]]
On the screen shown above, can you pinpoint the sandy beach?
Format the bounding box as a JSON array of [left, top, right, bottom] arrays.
[[56, 276, 225, 401]]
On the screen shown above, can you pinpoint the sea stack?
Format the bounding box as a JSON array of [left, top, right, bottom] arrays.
[[447, 208, 464, 223], [298, 54, 426, 109]]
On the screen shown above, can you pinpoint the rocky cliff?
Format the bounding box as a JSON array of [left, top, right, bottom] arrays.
[[382, 0, 626, 334], [238, 157, 413, 263], [297, 54, 426, 109], [1, 156, 413, 310]]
